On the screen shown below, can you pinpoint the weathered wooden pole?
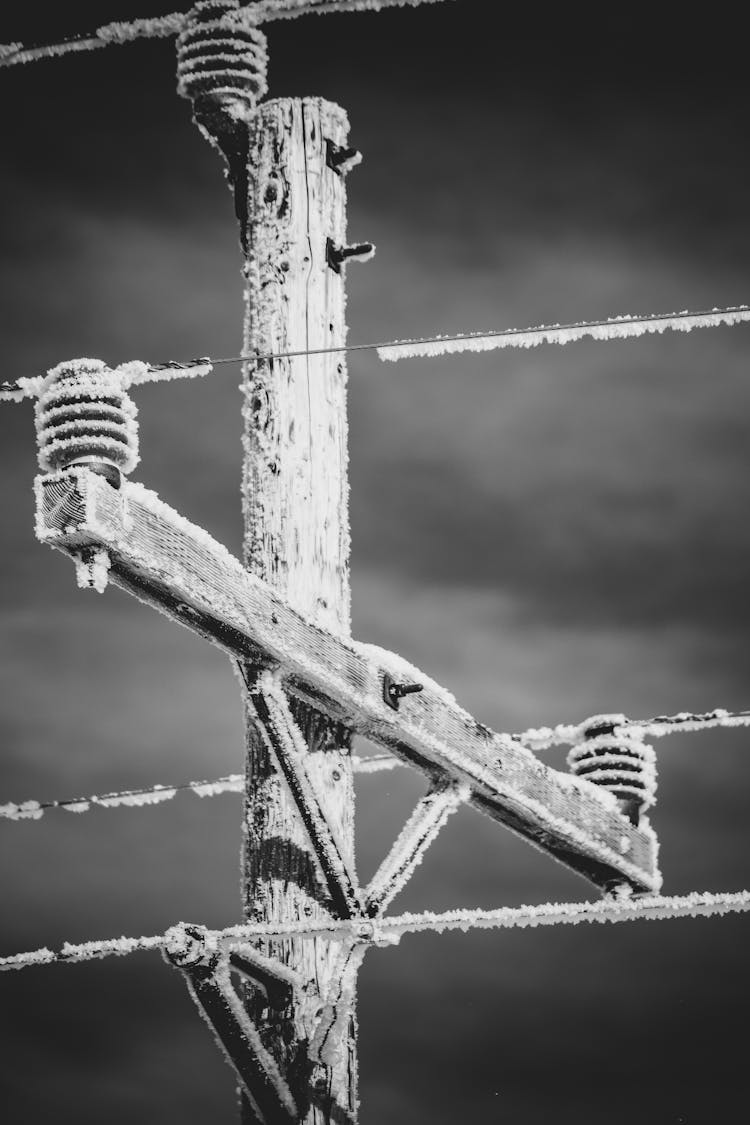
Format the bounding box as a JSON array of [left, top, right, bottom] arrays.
[[176, 3, 368, 1117], [239, 99, 363, 1123]]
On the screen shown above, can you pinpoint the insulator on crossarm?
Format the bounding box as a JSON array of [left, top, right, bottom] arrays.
[[35, 359, 139, 489], [176, 0, 268, 121], [567, 715, 657, 825]]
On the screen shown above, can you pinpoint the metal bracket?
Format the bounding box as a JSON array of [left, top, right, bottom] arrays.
[[382, 672, 423, 711], [326, 237, 375, 274], [163, 922, 300, 1124], [325, 138, 362, 176]]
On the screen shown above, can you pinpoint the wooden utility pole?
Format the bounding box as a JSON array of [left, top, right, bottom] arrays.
[[10, 2, 662, 1120], [239, 98, 363, 1123], [175, 5, 373, 1114]]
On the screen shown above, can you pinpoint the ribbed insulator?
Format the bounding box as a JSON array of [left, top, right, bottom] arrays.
[[35, 359, 139, 478], [176, 1, 268, 114], [568, 715, 657, 823]]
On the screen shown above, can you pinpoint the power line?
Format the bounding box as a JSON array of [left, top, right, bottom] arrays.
[[0, 1, 449, 70], [3, 889, 749, 972], [0, 754, 403, 822], [518, 708, 750, 752], [2, 303, 749, 403], [4, 708, 748, 825]]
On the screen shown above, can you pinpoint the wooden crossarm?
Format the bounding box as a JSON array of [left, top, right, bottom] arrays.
[[35, 468, 661, 894]]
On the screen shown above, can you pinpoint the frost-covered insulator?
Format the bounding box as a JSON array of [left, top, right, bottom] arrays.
[[567, 715, 657, 825], [35, 359, 139, 486], [176, 0, 268, 118]]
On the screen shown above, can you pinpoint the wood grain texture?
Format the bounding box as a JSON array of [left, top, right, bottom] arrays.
[[239, 98, 359, 1125], [35, 468, 662, 895]]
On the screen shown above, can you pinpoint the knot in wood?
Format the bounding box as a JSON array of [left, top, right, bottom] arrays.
[[176, 0, 268, 118]]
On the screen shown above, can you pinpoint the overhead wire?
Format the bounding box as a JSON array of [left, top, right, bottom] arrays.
[[0, 754, 402, 822], [3, 889, 749, 972], [0, 0, 450, 70], [2, 303, 750, 404], [3, 708, 748, 825]]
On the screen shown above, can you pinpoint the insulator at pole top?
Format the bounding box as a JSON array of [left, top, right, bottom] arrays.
[[176, 0, 269, 120]]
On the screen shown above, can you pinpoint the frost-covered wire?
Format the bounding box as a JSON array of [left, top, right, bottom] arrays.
[[519, 708, 750, 752], [5, 707, 747, 824], [4, 303, 749, 404], [0, 775, 244, 823], [265, 0, 450, 20], [3, 890, 749, 971], [376, 305, 750, 362], [0, 755, 401, 823], [0, 0, 449, 70], [0, 14, 186, 69]]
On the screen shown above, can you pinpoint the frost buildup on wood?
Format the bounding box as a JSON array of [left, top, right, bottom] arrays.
[[239, 97, 368, 1124]]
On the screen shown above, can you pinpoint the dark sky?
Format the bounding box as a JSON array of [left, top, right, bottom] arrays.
[[2, 2, 750, 1122]]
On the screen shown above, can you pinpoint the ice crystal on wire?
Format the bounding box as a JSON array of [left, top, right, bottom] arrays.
[[377, 306, 750, 363]]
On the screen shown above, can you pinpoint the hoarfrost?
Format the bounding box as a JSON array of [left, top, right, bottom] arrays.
[[93, 786, 177, 810], [0, 13, 185, 70], [366, 781, 468, 912], [0, 775, 244, 824], [127, 360, 214, 387], [0, 800, 43, 822], [96, 15, 186, 45], [377, 305, 750, 363], [517, 707, 750, 751], [357, 641, 457, 706], [264, 0, 450, 22], [5, 889, 749, 973], [351, 752, 403, 774], [75, 549, 111, 593], [192, 775, 244, 798]]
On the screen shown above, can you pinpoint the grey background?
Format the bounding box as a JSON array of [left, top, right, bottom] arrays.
[[1, 1, 750, 1121]]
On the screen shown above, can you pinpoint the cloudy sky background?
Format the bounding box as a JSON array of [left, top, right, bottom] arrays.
[[2, 2, 750, 1121]]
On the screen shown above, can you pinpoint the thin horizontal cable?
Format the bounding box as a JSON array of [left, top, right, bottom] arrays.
[[263, 0, 451, 21], [519, 708, 750, 752], [0, 14, 185, 69], [5, 707, 747, 823], [0, 774, 243, 822], [0, 0, 448, 70], [3, 303, 749, 403], [0, 933, 165, 971], [0, 755, 402, 823], [3, 890, 749, 971]]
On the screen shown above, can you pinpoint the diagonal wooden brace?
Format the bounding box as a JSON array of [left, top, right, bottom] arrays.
[[246, 668, 365, 920], [163, 923, 299, 1124], [227, 946, 303, 1011], [365, 780, 469, 915]]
